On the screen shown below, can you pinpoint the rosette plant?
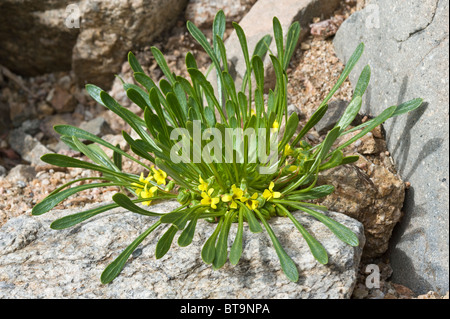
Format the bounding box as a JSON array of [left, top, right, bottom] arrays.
[[32, 11, 422, 284]]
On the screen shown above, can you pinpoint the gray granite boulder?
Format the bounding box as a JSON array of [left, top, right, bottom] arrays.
[[333, 0, 449, 294], [0, 201, 365, 298]]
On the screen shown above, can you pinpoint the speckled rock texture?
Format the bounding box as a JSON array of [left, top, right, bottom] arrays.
[[0, 201, 365, 298], [333, 0, 449, 295]]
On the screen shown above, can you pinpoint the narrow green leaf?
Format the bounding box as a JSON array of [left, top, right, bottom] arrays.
[[155, 225, 178, 259], [254, 209, 299, 282], [292, 204, 359, 247], [321, 43, 365, 107], [335, 96, 362, 133], [151, 46, 176, 84], [178, 211, 201, 247], [201, 217, 223, 264], [128, 51, 145, 73], [101, 221, 161, 284], [353, 65, 371, 98], [50, 203, 118, 230], [32, 182, 119, 216], [273, 17, 284, 67], [213, 211, 236, 269], [283, 21, 300, 70], [112, 193, 164, 217], [230, 208, 244, 265]]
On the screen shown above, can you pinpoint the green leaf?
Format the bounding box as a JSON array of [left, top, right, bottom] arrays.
[[321, 43, 365, 107], [283, 21, 300, 70], [213, 211, 236, 270], [291, 104, 328, 146], [273, 17, 284, 67], [317, 126, 341, 162], [254, 209, 299, 282], [335, 105, 397, 153], [212, 10, 226, 56], [50, 203, 118, 230], [279, 112, 299, 151], [126, 87, 149, 111], [241, 203, 262, 233], [287, 185, 335, 201], [155, 225, 178, 259], [151, 46, 176, 84], [341, 155, 360, 165], [101, 221, 161, 284], [113, 144, 122, 171], [353, 65, 371, 98], [128, 51, 145, 73], [178, 211, 201, 247], [293, 204, 359, 247], [230, 208, 244, 265], [252, 55, 264, 90], [32, 182, 119, 216], [276, 205, 328, 264], [335, 96, 362, 133], [112, 193, 164, 217], [319, 150, 344, 171], [53, 125, 148, 170], [201, 217, 223, 264]]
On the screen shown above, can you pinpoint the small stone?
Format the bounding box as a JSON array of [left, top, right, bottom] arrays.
[[16, 181, 26, 188], [37, 101, 54, 116], [49, 87, 77, 113], [6, 165, 36, 183], [0, 165, 6, 177], [79, 117, 114, 137]]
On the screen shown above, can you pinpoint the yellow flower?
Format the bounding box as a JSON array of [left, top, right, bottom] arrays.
[[222, 184, 244, 209], [272, 119, 279, 131], [262, 182, 281, 201], [151, 166, 167, 185], [251, 108, 256, 116], [201, 188, 220, 209], [131, 172, 153, 196], [284, 144, 293, 156], [141, 183, 158, 206], [287, 165, 298, 172], [198, 176, 209, 192], [245, 192, 259, 210]]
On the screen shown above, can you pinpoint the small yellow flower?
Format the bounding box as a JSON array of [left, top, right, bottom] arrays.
[[131, 172, 153, 196], [287, 165, 298, 172], [284, 144, 293, 156], [198, 176, 209, 192], [262, 182, 281, 201], [272, 119, 279, 131], [151, 166, 167, 185], [201, 188, 220, 209], [251, 108, 256, 116], [245, 192, 259, 210], [222, 184, 244, 209], [141, 183, 158, 206]]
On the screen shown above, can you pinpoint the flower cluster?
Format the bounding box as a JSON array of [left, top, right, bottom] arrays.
[[198, 176, 281, 211], [131, 166, 167, 206]]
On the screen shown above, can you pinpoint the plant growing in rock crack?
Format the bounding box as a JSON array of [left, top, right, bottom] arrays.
[[32, 10, 423, 284]]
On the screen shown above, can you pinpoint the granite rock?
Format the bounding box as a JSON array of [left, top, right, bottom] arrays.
[[333, 0, 449, 294], [0, 201, 365, 298]]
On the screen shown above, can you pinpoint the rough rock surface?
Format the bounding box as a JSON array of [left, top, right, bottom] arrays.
[[317, 155, 405, 259], [216, 0, 342, 91], [185, 0, 256, 28], [0, 201, 365, 298], [333, 0, 449, 294], [0, 0, 188, 88]]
